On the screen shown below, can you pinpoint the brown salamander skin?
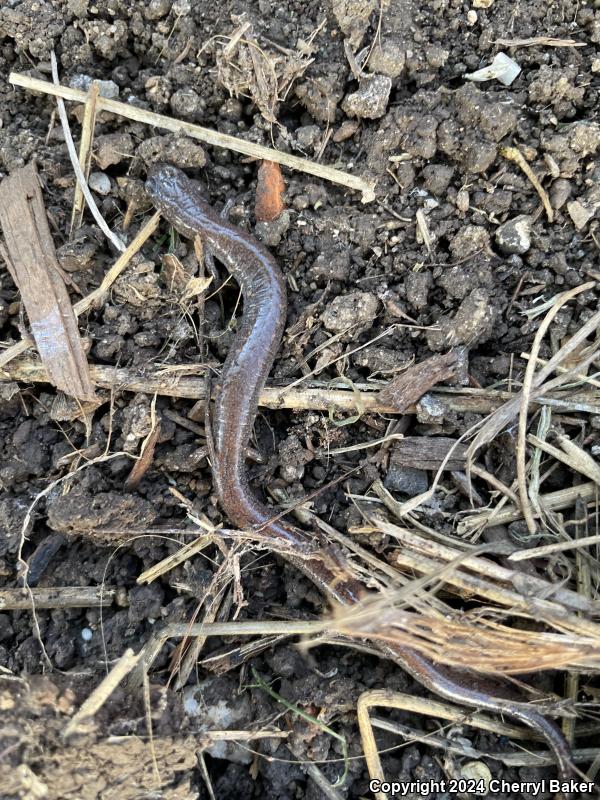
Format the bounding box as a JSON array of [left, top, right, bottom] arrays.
[[145, 164, 574, 781]]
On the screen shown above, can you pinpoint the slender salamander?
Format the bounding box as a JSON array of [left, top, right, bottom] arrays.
[[145, 164, 574, 782]]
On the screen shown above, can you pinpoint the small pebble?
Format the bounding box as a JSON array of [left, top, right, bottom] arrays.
[[567, 199, 596, 230], [385, 465, 428, 496], [456, 188, 470, 213], [333, 119, 360, 143], [255, 210, 290, 247], [416, 393, 446, 424], [466, 9, 477, 24], [144, 0, 171, 19], [341, 74, 392, 120], [69, 74, 119, 100], [81, 627, 93, 641], [495, 216, 531, 255], [550, 178, 571, 210], [295, 125, 321, 149], [88, 171, 111, 195]]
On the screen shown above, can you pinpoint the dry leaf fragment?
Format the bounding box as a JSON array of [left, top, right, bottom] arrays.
[[181, 275, 213, 302]]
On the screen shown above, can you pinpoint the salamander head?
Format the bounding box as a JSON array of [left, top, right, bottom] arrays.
[[145, 162, 193, 206]]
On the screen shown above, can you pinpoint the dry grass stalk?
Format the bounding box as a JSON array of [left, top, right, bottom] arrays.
[[63, 647, 143, 738], [159, 620, 324, 637], [415, 208, 433, 253], [70, 81, 99, 234], [372, 516, 594, 614], [170, 547, 240, 690], [358, 689, 564, 799], [520, 351, 600, 390], [10, 71, 376, 202], [465, 282, 598, 509], [137, 533, 215, 584], [0, 162, 96, 400], [332, 594, 600, 673], [528, 433, 600, 486], [563, 497, 589, 743], [517, 283, 594, 533], [50, 53, 125, 253], [0, 211, 160, 370], [370, 717, 598, 768], [457, 480, 599, 534], [200, 633, 299, 674], [494, 37, 586, 47], [508, 531, 600, 563]]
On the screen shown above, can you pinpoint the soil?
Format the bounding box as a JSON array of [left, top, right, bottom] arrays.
[[0, 1, 599, 798]]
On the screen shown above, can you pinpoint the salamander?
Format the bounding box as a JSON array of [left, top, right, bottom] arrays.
[[145, 163, 573, 781]]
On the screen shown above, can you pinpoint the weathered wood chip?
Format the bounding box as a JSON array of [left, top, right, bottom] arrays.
[[377, 350, 458, 413], [0, 162, 96, 400], [389, 436, 468, 472]]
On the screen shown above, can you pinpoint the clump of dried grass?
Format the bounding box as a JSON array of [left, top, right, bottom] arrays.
[[327, 591, 600, 675], [215, 18, 323, 124]]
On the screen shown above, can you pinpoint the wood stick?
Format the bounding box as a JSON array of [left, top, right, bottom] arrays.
[[3, 356, 600, 418], [9, 72, 376, 203], [0, 586, 119, 610], [0, 162, 96, 399], [50, 53, 125, 254]]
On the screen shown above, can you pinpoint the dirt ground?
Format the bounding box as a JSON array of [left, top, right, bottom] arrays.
[[0, 0, 599, 798]]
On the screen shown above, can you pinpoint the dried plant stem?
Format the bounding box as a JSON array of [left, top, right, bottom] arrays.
[[3, 356, 600, 418], [528, 434, 600, 486], [63, 647, 143, 738], [521, 351, 600, 390], [10, 71, 376, 202], [458, 481, 598, 534], [517, 283, 592, 534], [137, 534, 214, 584], [50, 53, 125, 252], [358, 688, 548, 797], [371, 717, 597, 768], [162, 620, 324, 637], [390, 548, 600, 643], [70, 81, 99, 234], [500, 145, 554, 222], [374, 517, 594, 614]]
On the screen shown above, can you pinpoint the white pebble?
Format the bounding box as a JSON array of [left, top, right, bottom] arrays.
[[81, 627, 93, 641], [89, 172, 111, 195]]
